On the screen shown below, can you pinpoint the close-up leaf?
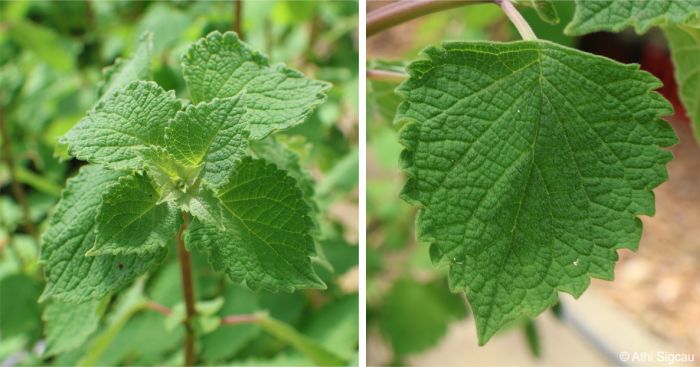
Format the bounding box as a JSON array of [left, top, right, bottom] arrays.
[[40, 166, 167, 303], [90, 173, 179, 256], [181, 31, 331, 139], [396, 41, 676, 344], [566, 0, 700, 35], [165, 94, 249, 188], [187, 157, 325, 292], [60, 81, 181, 171]]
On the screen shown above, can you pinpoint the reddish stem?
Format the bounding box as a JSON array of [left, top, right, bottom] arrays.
[[221, 314, 259, 326]]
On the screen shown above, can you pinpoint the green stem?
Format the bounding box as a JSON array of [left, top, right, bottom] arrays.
[[177, 212, 196, 366], [367, 0, 490, 37], [499, 0, 537, 40]]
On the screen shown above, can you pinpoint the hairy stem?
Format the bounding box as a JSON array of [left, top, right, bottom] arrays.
[[0, 101, 37, 243], [233, 0, 244, 40], [177, 212, 196, 366], [367, 0, 489, 37], [498, 0, 537, 40]]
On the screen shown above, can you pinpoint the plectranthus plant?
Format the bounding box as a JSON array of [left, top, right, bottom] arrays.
[[368, 0, 699, 347], [38, 31, 338, 365]]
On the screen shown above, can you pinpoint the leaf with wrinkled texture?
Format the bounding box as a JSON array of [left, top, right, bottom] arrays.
[[566, 0, 700, 35], [40, 166, 166, 303], [665, 25, 700, 142], [165, 94, 249, 188], [187, 157, 324, 292], [44, 299, 106, 356], [396, 41, 676, 344], [98, 32, 153, 102], [182, 31, 330, 139], [90, 173, 179, 256], [60, 81, 181, 170]]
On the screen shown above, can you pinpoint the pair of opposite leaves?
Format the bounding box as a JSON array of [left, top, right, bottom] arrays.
[[40, 31, 331, 306], [397, 0, 699, 345]]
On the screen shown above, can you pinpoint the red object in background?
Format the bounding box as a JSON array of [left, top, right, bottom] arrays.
[[640, 43, 690, 123]]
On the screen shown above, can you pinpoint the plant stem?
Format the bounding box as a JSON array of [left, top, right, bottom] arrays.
[[367, 69, 408, 83], [498, 0, 537, 40], [0, 101, 37, 242], [145, 301, 172, 316], [176, 212, 196, 366], [367, 0, 489, 37], [221, 314, 259, 325], [233, 0, 244, 40]]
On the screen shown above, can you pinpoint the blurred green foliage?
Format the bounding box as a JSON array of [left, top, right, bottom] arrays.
[[0, 1, 358, 366]]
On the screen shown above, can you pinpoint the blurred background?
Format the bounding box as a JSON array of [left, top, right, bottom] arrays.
[[366, 1, 699, 365], [0, 1, 358, 366]]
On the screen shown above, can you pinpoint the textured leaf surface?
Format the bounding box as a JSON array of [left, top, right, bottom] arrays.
[[166, 94, 249, 188], [98, 32, 153, 102], [396, 41, 676, 344], [41, 166, 166, 303], [61, 81, 181, 170], [182, 31, 330, 139], [665, 25, 700, 142], [90, 173, 179, 256], [187, 157, 324, 291], [566, 0, 700, 35], [44, 299, 105, 356]]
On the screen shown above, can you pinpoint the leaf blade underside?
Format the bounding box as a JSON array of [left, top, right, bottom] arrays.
[[396, 40, 677, 344]]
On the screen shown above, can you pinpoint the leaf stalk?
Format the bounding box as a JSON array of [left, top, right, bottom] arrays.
[[176, 212, 196, 366], [367, 0, 489, 37], [498, 0, 537, 40]]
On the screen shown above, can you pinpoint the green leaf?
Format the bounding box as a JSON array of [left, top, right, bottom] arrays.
[[665, 25, 700, 142], [181, 31, 330, 139], [165, 94, 249, 188], [396, 41, 676, 344], [60, 81, 181, 170], [89, 173, 179, 256], [187, 157, 325, 292], [379, 278, 466, 357], [44, 298, 106, 356], [515, 0, 559, 25], [566, 0, 700, 35], [532, 0, 559, 25], [40, 166, 166, 303], [98, 32, 153, 102]]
